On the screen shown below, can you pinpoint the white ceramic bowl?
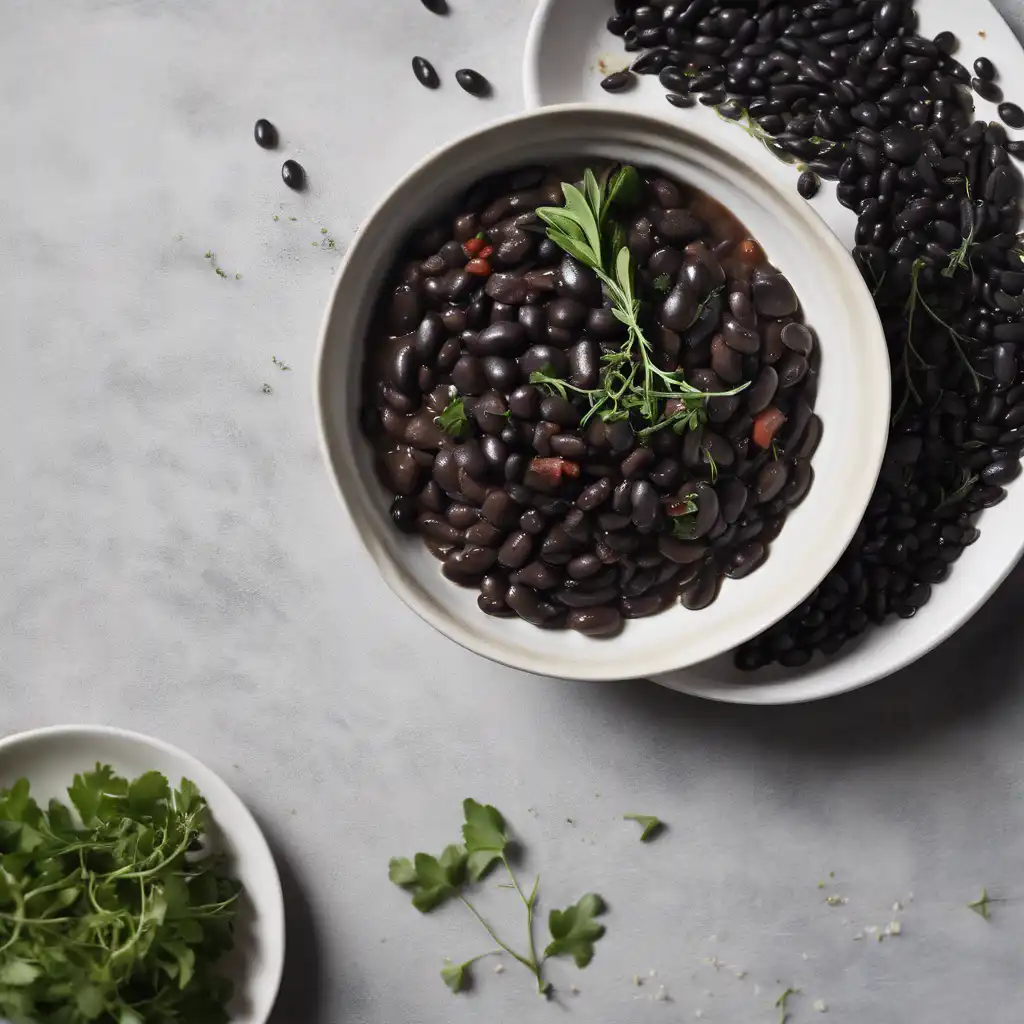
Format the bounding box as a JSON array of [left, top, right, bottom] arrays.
[[0, 725, 285, 1023], [316, 105, 890, 682], [522, 1, 1024, 703]]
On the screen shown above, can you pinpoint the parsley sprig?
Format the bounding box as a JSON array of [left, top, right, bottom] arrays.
[[390, 800, 606, 996], [532, 167, 745, 438], [0, 767, 241, 1024]]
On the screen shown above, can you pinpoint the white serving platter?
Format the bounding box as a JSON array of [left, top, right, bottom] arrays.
[[523, 0, 1024, 703]]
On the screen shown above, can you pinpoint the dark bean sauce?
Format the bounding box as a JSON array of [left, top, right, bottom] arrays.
[[606, 0, 1024, 670], [361, 163, 820, 637]]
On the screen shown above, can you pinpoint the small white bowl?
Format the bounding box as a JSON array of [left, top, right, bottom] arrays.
[[0, 726, 285, 1023], [316, 105, 890, 682]]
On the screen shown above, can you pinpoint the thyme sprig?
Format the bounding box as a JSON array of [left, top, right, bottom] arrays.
[[532, 167, 746, 436]]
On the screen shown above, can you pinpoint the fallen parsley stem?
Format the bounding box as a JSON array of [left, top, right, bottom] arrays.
[[501, 856, 545, 988], [458, 895, 539, 981]]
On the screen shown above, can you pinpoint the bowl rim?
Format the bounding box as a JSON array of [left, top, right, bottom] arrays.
[[314, 103, 890, 682], [0, 723, 286, 1023]]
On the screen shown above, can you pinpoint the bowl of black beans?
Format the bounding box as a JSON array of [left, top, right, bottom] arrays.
[[316, 105, 889, 681]]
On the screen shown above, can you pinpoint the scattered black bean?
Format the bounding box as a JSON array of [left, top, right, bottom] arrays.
[[420, 0, 448, 13], [455, 69, 492, 97], [999, 102, 1024, 130], [974, 56, 997, 81], [797, 171, 820, 199], [281, 159, 305, 191], [602, 70, 636, 93], [254, 118, 278, 149], [412, 56, 440, 90]]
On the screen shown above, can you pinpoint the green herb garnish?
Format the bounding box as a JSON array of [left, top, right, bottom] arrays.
[[623, 814, 665, 842], [532, 167, 746, 437], [435, 393, 469, 438], [0, 767, 242, 1024], [968, 888, 996, 920], [272, 355, 291, 371], [652, 273, 672, 294], [390, 800, 606, 996], [776, 986, 801, 1024]]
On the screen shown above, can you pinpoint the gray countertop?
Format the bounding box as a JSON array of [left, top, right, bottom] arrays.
[[3, 1, 1024, 1021]]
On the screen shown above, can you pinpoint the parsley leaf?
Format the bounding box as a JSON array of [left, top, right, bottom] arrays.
[[435, 394, 469, 438], [462, 799, 509, 881], [623, 813, 665, 842], [441, 958, 468, 992], [545, 893, 607, 967], [968, 888, 994, 920], [390, 845, 468, 912], [652, 273, 672, 294]]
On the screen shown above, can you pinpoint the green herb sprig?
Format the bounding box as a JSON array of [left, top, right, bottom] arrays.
[[0, 767, 241, 1024], [622, 814, 665, 842], [390, 800, 607, 996], [531, 167, 746, 438]]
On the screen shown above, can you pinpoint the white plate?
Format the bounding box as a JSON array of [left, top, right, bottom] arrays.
[[0, 726, 285, 1022], [524, 0, 1024, 703]]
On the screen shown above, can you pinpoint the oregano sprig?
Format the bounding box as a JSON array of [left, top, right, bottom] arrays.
[[533, 166, 746, 436]]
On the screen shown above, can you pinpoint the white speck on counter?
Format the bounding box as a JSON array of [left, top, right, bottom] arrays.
[[695, 1010, 704, 1019], [887, 920, 903, 936], [570, 984, 580, 995], [814, 999, 828, 1013], [892, 901, 903, 912], [494, 964, 505, 974], [734, 970, 748, 980], [633, 974, 642, 987], [654, 985, 670, 1002], [649, 969, 657, 978]]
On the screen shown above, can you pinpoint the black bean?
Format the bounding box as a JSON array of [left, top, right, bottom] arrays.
[[281, 159, 305, 190], [725, 541, 766, 579], [254, 118, 278, 148], [999, 102, 1024, 129], [974, 57, 997, 82], [455, 69, 492, 97], [557, 255, 603, 306], [565, 606, 623, 637], [974, 78, 1003, 103], [797, 170, 820, 199], [539, 395, 579, 426], [602, 70, 636, 93], [660, 283, 699, 331], [982, 458, 1022, 486], [756, 461, 789, 503], [752, 272, 798, 317], [412, 56, 440, 90]]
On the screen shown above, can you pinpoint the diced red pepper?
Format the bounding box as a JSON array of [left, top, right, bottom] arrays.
[[666, 499, 694, 517], [463, 237, 486, 257], [528, 457, 580, 484], [465, 258, 492, 276], [752, 406, 787, 449], [478, 244, 495, 259]]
